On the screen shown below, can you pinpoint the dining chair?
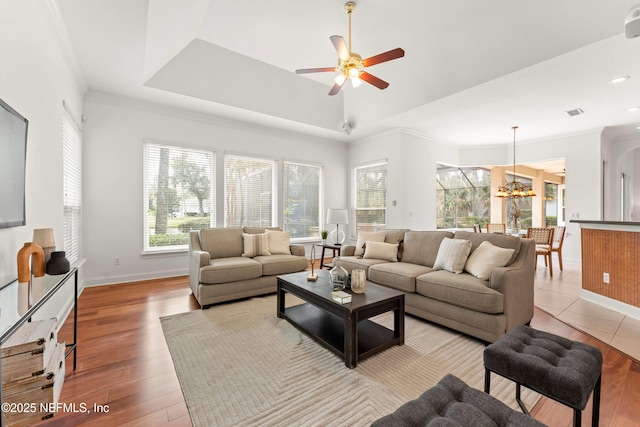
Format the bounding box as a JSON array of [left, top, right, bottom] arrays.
[[486, 223, 506, 234], [526, 227, 555, 276], [473, 224, 482, 233], [551, 226, 566, 271]]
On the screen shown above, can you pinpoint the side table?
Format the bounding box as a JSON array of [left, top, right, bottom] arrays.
[[315, 243, 342, 269]]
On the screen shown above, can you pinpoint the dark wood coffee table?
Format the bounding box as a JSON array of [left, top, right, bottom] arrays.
[[277, 270, 404, 368]]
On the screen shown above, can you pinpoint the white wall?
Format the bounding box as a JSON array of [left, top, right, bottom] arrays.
[[347, 129, 459, 236], [603, 133, 640, 221], [514, 132, 602, 264], [0, 1, 85, 322], [347, 129, 603, 265], [81, 92, 347, 286]]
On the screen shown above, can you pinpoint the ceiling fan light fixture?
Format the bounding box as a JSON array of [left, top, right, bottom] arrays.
[[294, 1, 404, 96]]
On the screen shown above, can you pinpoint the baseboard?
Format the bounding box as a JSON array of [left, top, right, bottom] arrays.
[[580, 289, 640, 321], [83, 268, 188, 287]]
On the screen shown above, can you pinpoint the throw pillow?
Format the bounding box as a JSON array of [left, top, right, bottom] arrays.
[[464, 241, 515, 281], [433, 238, 472, 274], [354, 231, 387, 256], [266, 230, 291, 255], [242, 233, 271, 257], [363, 241, 399, 262]]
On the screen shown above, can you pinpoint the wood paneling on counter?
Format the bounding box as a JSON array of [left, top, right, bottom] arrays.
[[581, 228, 640, 308]]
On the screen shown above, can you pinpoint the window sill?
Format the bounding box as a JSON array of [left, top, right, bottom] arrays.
[[141, 248, 187, 257]]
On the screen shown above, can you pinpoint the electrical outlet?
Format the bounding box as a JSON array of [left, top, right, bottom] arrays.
[[603, 272, 610, 284], [114, 257, 121, 265]]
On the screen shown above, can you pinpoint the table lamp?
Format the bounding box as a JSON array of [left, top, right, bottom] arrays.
[[326, 208, 348, 245]]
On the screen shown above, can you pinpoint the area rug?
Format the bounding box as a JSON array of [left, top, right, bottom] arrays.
[[161, 295, 539, 427]]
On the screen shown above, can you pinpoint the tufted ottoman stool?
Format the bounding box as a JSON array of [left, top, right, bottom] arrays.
[[371, 374, 546, 426], [484, 324, 602, 427]]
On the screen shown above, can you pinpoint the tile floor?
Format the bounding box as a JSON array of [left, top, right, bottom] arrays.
[[533, 258, 640, 362]]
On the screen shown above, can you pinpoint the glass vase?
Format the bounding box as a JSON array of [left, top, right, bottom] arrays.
[[330, 257, 349, 291]]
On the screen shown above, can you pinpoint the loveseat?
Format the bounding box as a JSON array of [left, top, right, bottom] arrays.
[[338, 229, 535, 343], [189, 227, 308, 308]]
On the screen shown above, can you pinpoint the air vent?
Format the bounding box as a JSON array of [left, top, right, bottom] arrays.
[[565, 108, 584, 117]]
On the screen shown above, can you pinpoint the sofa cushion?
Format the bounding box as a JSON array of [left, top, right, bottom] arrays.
[[416, 271, 504, 314], [464, 241, 515, 280], [254, 254, 308, 276], [339, 256, 390, 275], [243, 226, 282, 234], [401, 231, 455, 267], [242, 233, 271, 257], [369, 262, 433, 293], [433, 238, 472, 274], [199, 228, 244, 258], [453, 231, 521, 266], [266, 230, 291, 255], [363, 241, 399, 262], [383, 229, 409, 245], [354, 230, 387, 256], [200, 257, 262, 284]]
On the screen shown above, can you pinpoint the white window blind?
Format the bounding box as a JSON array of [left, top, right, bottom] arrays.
[[143, 142, 214, 252], [62, 110, 82, 265], [224, 154, 275, 228], [354, 161, 387, 233], [283, 162, 322, 240]]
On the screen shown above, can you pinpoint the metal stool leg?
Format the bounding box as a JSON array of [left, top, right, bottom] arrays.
[[515, 382, 530, 415], [592, 375, 601, 427]]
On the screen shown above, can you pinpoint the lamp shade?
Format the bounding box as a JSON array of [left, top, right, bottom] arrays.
[[326, 209, 349, 225], [33, 228, 55, 247]]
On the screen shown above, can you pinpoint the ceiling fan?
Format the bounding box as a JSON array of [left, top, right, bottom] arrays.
[[295, 1, 405, 96]]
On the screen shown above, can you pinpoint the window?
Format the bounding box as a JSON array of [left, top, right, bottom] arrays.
[[62, 110, 82, 264], [505, 174, 533, 229], [143, 142, 214, 252], [354, 162, 387, 233], [544, 182, 559, 226], [436, 165, 491, 229], [283, 162, 322, 240], [224, 154, 275, 228]]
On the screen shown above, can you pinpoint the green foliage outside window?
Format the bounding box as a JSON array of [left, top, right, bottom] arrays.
[[437, 166, 491, 229]]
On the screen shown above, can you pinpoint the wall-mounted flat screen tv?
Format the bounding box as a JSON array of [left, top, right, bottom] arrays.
[[0, 97, 28, 229]]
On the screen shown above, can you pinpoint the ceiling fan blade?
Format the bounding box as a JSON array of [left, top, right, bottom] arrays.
[[360, 72, 389, 90], [295, 67, 337, 74], [330, 35, 350, 61], [362, 48, 405, 67], [328, 79, 346, 96]]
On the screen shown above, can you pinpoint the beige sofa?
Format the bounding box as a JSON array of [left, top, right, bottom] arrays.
[[339, 230, 535, 343], [189, 227, 308, 308]]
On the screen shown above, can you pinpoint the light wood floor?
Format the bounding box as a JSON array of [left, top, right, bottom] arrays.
[[41, 275, 639, 427]]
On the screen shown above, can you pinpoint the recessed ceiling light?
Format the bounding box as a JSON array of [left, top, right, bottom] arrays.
[[629, 107, 640, 112], [611, 76, 630, 84]]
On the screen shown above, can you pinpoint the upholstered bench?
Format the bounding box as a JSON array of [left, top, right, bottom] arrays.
[[371, 374, 546, 426], [484, 324, 602, 427]]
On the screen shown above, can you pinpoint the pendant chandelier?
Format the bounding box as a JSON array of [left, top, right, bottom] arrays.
[[495, 126, 536, 198]]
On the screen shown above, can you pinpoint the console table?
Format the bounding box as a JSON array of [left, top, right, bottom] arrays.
[[0, 267, 78, 427]]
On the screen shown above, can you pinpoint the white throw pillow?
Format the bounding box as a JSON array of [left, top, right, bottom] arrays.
[[433, 238, 472, 274], [464, 241, 515, 281], [363, 241, 399, 262], [354, 231, 387, 256], [242, 233, 271, 257], [266, 230, 291, 255]]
